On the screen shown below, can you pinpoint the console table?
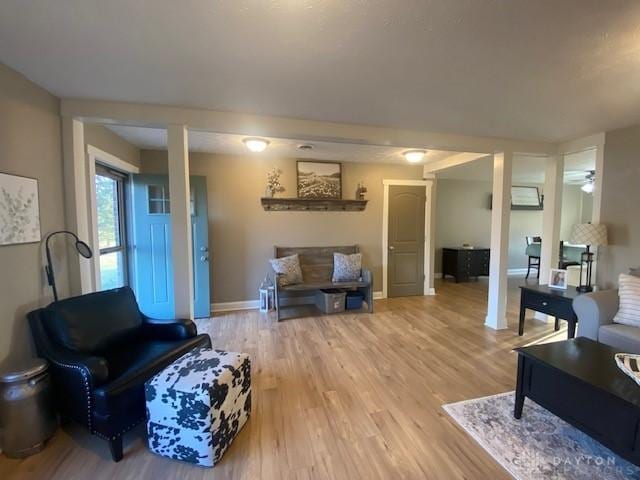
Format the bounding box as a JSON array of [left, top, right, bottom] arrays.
[[442, 247, 490, 283], [519, 284, 580, 338]]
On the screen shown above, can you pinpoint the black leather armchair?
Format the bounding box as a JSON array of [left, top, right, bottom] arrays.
[[28, 287, 211, 461]]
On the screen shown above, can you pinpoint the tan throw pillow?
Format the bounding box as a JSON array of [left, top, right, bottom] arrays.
[[332, 252, 362, 282], [613, 273, 640, 327], [269, 254, 304, 286]]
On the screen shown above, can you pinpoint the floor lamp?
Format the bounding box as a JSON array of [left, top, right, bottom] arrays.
[[45, 230, 93, 301], [569, 223, 608, 293]]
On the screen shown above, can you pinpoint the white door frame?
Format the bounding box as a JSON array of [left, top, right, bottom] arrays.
[[87, 144, 140, 291], [382, 178, 435, 299]]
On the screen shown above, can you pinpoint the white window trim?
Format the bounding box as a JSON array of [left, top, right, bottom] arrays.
[[87, 145, 139, 291], [381, 177, 435, 299]]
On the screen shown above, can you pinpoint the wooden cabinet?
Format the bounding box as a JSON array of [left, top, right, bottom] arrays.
[[442, 248, 490, 282]]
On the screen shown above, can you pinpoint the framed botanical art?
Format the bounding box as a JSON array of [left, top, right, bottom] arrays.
[[0, 172, 41, 246], [296, 161, 342, 199]]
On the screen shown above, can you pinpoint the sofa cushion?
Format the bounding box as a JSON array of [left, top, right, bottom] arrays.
[[270, 254, 304, 286], [613, 273, 640, 328], [43, 287, 143, 354], [332, 252, 362, 282], [599, 324, 640, 354]]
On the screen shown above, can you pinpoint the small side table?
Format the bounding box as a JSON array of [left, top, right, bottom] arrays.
[[518, 284, 581, 338], [0, 359, 58, 457]]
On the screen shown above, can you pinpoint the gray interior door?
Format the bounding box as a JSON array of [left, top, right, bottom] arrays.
[[388, 185, 426, 297]]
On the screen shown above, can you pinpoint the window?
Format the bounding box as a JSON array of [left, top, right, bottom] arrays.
[[148, 184, 171, 214], [95, 166, 128, 289], [147, 184, 196, 215]]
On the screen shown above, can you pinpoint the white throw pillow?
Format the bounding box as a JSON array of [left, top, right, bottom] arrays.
[[613, 273, 640, 327]]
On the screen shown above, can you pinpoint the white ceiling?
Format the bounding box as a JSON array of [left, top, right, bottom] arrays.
[[2, 1, 640, 142], [437, 149, 596, 184], [106, 124, 480, 165]]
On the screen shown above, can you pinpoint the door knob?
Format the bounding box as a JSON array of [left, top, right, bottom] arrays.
[[389, 246, 395, 251]]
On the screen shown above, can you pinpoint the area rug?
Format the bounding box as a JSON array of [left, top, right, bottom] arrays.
[[443, 392, 640, 480]]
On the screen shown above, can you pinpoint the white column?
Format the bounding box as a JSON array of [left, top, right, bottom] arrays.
[[167, 125, 194, 320], [539, 155, 564, 284], [62, 117, 93, 295], [485, 151, 513, 330], [424, 176, 436, 295], [591, 143, 605, 284], [592, 144, 604, 223]]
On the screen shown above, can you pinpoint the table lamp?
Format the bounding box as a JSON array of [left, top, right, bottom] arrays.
[[569, 223, 608, 293]]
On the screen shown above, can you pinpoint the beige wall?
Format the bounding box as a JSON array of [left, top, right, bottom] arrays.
[[581, 191, 593, 224], [140, 150, 423, 302], [597, 124, 640, 288], [85, 123, 141, 168], [0, 64, 69, 365], [434, 179, 588, 273]]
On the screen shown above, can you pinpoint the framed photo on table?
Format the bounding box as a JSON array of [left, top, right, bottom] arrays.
[[549, 268, 568, 290]]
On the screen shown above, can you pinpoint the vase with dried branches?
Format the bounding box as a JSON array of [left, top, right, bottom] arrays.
[[265, 168, 285, 198]]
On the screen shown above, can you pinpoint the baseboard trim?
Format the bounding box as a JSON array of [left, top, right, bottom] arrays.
[[436, 269, 530, 279], [484, 316, 509, 330], [507, 268, 529, 276], [212, 291, 384, 313], [211, 300, 260, 313]]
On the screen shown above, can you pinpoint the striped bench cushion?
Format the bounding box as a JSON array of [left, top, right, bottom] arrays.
[[613, 273, 640, 328], [615, 353, 640, 387]]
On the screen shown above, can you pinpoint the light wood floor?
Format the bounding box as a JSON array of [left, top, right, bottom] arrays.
[[0, 277, 567, 480]]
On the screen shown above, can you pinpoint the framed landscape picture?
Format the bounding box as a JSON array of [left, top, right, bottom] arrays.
[[511, 186, 543, 210], [0, 172, 41, 246], [297, 161, 342, 199]]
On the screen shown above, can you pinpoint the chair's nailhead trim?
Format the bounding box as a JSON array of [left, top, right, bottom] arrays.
[[93, 417, 145, 440], [48, 360, 144, 443], [49, 359, 92, 431]]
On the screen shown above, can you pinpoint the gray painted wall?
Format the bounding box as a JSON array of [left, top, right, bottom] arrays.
[[0, 64, 69, 365], [597, 124, 640, 288], [139, 150, 424, 302], [434, 179, 590, 273], [85, 124, 141, 169]]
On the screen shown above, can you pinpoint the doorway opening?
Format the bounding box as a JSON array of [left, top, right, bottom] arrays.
[[382, 179, 434, 298]]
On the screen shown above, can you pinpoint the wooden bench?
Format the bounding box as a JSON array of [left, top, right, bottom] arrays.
[[272, 245, 373, 321]]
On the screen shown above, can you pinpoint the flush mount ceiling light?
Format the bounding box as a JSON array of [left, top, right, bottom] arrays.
[[581, 170, 595, 193], [243, 137, 270, 153], [403, 150, 426, 163], [298, 144, 314, 151]]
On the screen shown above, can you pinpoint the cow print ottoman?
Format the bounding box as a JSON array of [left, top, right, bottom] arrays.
[[144, 347, 251, 467]]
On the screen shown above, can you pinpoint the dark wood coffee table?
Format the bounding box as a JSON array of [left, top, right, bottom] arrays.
[[514, 338, 640, 466]]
